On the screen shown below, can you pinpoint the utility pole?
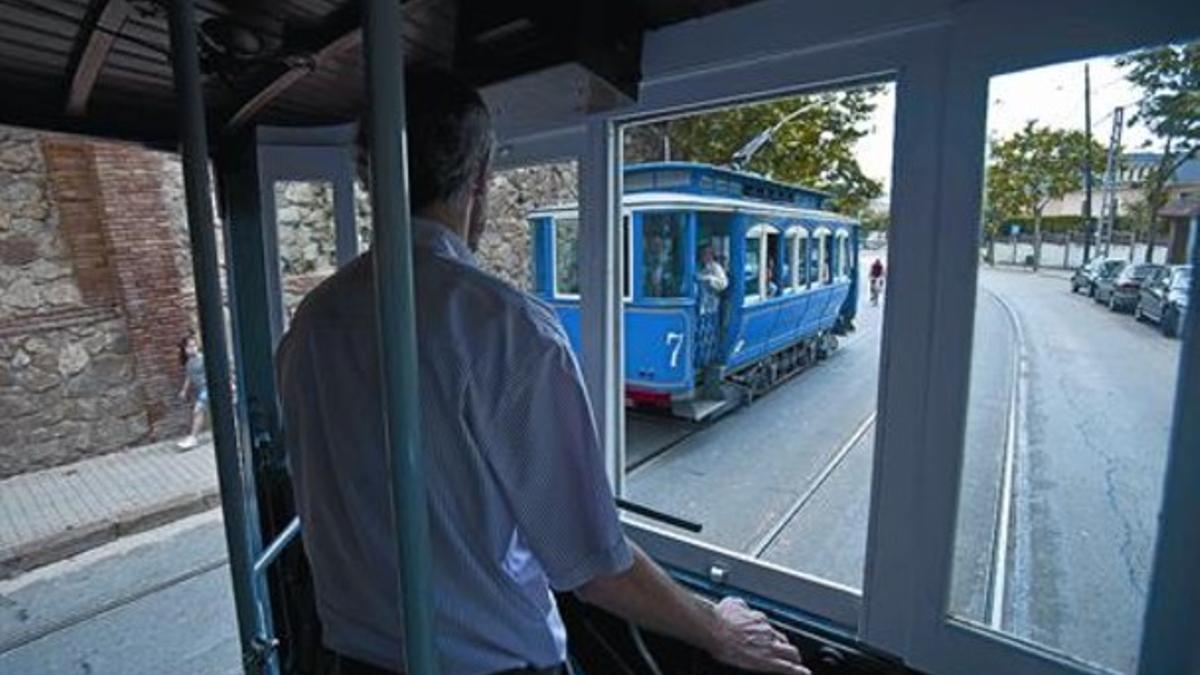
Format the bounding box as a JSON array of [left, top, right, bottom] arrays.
[[1082, 64, 1094, 264], [1098, 107, 1125, 257]]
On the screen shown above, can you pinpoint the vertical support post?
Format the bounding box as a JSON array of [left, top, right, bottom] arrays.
[[165, 1, 274, 672], [334, 157, 359, 266], [1139, 217, 1200, 675], [1082, 63, 1094, 265], [579, 119, 624, 491], [361, 1, 438, 673]]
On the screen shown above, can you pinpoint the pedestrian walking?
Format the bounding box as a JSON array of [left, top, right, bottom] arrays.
[[177, 334, 208, 449]]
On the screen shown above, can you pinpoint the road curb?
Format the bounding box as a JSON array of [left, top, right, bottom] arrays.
[[0, 489, 221, 581]]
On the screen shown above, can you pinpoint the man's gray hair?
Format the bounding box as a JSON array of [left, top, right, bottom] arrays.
[[358, 68, 493, 212]]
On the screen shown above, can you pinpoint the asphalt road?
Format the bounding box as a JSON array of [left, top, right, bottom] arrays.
[[624, 263, 1013, 599], [984, 268, 1179, 674], [0, 266, 1178, 674], [0, 511, 239, 675]]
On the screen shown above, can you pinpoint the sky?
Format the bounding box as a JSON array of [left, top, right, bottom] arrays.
[[853, 54, 1158, 204]]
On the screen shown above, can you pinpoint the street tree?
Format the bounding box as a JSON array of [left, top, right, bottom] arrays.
[[624, 86, 885, 215], [1117, 42, 1200, 262], [986, 122, 1106, 270]]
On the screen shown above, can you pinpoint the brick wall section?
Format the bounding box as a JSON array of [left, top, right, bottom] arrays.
[[90, 142, 193, 439], [39, 140, 119, 306]]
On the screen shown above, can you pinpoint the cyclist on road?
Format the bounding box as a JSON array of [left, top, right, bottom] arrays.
[[869, 258, 885, 306]]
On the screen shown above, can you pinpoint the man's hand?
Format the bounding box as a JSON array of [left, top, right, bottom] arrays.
[[710, 597, 810, 675], [576, 545, 810, 675]]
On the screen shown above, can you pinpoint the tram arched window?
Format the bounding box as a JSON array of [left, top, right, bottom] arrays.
[[553, 216, 581, 296], [642, 211, 687, 298]]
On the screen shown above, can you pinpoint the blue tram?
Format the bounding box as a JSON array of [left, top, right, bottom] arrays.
[[529, 163, 860, 419]]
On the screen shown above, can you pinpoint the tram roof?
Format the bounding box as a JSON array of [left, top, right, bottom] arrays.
[[527, 190, 859, 226], [624, 162, 832, 209]]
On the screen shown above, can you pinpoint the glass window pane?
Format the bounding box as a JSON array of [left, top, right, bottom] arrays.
[[642, 212, 687, 298], [951, 42, 1196, 673], [744, 235, 762, 302], [618, 81, 896, 594]]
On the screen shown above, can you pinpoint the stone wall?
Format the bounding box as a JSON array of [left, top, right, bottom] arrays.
[[479, 162, 577, 291], [0, 124, 578, 477], [0, 129, 154, 477], [273, 161, 578, 307]]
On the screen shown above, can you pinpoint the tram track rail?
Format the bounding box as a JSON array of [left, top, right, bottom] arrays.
[[626, 314, 881, 478], [748, 411, 876, 559], [983, 286, 1026, 631]]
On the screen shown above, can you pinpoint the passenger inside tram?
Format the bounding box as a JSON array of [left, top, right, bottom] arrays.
[[276, 68, 809, 675]]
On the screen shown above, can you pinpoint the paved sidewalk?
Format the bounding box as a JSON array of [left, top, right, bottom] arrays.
[[0, 437, 219, 579]]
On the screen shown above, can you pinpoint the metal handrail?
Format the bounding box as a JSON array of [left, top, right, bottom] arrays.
[[253, 517, 301, 577]]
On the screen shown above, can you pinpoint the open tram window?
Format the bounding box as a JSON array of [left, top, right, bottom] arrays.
[[947, 41, 1199, 674], [616, 80, 897, 605]]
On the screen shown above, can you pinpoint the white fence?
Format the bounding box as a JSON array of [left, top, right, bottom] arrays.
[[983, 232, 1168, 270]]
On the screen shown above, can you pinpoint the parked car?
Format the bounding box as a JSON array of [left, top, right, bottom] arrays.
[[1088, 259, 1128, 302], [1097, 262, 1164, 312], [1135, 265, 1192, 337], [1071, 257, 1125, 296]]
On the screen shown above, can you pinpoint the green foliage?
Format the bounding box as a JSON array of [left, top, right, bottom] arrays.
[[1118, 42, 1200, 161], [985, 122, 1107, 223], [1116, 42, 1200, 261], [624, 86, 886, 215], [859, 210, 889, 231]]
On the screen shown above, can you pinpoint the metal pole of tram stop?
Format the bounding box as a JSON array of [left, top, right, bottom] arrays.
[[362, 1, 440, 674], [166, 1, 276, 672]]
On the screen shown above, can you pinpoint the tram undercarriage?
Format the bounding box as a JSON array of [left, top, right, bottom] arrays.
[[665, 324, 850, 421]]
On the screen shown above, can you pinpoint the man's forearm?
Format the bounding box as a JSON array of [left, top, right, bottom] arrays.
[[576, 543, 719, 649]]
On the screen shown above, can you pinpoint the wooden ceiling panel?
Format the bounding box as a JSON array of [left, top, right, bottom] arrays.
[[0, 0, 764, 147]]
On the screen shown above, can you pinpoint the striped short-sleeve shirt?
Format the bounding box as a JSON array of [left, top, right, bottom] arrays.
[[276, 217, 632, 675]]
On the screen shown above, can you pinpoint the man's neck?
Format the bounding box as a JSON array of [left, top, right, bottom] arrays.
[[417, 204, 469, 243]]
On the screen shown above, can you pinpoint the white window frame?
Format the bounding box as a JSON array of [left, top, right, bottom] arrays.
[[493, 2, 1200, 672]]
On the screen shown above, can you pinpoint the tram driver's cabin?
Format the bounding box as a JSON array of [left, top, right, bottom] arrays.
[[530, 163, 859, 419]]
